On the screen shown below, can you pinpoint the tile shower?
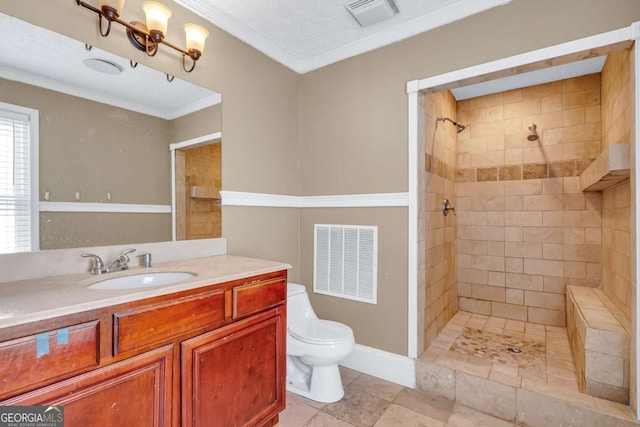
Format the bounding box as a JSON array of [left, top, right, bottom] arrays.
[[418, 47, 636, 422]]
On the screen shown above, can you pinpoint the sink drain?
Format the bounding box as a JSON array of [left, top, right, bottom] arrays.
[[507, 347, 522, 353]]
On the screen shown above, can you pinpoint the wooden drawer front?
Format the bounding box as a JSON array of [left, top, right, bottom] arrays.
[[233, 278, 286, 319], [114, 289, 225, 355], [0, 321, 99, 400]]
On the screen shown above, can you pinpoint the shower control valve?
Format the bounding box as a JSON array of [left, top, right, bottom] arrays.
[[442, 199, 456, 216]]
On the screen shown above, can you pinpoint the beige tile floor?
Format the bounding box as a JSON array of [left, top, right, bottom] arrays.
[[278, 366, 515, 427], [418, 311, 637, 422], [279, 311, 637, 426], [421, 311, 578, 392]]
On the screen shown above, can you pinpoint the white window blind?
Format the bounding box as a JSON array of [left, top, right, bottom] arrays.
[[0, 103, 38, 254]]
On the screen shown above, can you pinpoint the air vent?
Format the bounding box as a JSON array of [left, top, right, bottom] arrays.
[[314, 224, 377, 304], [344, 0, 400, 27]]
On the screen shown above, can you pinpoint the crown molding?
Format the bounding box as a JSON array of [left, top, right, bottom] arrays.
[[175, 0, 511, 74]]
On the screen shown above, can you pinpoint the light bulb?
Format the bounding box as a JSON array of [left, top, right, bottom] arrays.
[[142, 1, 172, 39], [184, 23, 209, 56]]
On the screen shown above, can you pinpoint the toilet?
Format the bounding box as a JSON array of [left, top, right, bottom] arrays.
[[286, 283, 355, 403]]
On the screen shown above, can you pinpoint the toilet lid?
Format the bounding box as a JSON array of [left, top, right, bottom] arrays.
[[289, 319, 353, 344]]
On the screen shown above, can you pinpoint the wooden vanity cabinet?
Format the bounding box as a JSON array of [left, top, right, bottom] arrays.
[[0, 270, 287, 427], [182, 306, 285, 427]]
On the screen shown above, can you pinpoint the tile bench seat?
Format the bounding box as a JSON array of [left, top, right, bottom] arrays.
[[566, 285, 630, 404]]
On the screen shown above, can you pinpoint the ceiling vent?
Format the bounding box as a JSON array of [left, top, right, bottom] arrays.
[[345, 0, 400, 27]]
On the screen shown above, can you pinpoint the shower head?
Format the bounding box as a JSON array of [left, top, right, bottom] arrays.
[[527, 123, 539, 141], [437, 117, 466, 134]]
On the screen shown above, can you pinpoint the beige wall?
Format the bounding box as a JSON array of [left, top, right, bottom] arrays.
[[40, 212, 172, 250], [300, 208, 408, 354], [1, 77, 172, 205], [1, 77, 173, 249], [170, 104, 222, 143]]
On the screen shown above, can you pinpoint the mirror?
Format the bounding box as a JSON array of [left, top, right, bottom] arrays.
[[0, 12, 222, 252]]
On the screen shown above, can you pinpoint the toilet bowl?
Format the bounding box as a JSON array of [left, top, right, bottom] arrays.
[[286, 283, 355, 403]]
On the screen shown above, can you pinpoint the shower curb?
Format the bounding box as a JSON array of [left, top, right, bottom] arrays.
[[415, 357, 639, 426]]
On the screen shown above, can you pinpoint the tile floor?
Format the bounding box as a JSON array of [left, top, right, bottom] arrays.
[[278, 366, 514, 427], [422, 311, 578, 392], [279, 311, 638, 426]]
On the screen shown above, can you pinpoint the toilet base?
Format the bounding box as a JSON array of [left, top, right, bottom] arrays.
[[286, 361, 345, 403]]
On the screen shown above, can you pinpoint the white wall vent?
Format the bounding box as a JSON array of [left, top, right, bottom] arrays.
[[314, 224, 378, 304], [344, 0, 400, 27]]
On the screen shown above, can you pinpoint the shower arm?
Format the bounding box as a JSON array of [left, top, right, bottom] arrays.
[[436, 117, 466, 133]]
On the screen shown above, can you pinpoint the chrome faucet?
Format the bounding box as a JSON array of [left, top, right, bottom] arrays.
[[82, 248, 136, 275], [108, 248, 136, 271], [81, 253, 107, 275]]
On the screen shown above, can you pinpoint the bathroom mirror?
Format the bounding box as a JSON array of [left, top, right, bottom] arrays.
[[0, 12, 222, 252]]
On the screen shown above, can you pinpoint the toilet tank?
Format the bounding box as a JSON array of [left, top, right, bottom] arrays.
[[287, 283, 317, 323]]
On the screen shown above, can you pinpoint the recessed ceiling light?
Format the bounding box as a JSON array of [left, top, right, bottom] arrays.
[[83, 57, 123, 75]]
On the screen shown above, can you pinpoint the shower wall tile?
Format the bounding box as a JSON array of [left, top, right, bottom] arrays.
[[423, 91, 459, 350], [601, 181, 632, 321], [455, 74, 606, 326]]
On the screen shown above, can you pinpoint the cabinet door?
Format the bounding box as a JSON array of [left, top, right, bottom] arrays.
[[1, 345, 173, 427], [182, 307, 285, 427]]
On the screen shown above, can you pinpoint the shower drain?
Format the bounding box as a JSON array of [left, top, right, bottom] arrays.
[[507, 347, 522, 353]]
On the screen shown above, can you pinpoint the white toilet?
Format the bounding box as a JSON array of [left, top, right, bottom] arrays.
[[286, 283, 355, 403]]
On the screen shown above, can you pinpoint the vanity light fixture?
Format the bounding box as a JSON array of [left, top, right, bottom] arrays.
[[75, 0, 209, 73]]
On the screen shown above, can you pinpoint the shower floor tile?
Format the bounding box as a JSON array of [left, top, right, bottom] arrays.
[[450, 326, 546, 371], [424, 311, 578, 392]]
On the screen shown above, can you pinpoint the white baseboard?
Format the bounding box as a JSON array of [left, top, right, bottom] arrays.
[[340, 344, 416, 388]]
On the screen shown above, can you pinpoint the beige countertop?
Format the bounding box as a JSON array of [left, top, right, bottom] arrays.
[[0, 255, 291, 329]]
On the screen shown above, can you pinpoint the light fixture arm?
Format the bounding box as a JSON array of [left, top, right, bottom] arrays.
[[99, 15, 113, 37], [182, 53, 196, 73], [75, 0, 205, 73]]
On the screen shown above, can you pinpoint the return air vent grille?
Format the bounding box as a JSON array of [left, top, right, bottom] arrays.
[[344, 0, 400, 27], [314, 224, 377, 304]]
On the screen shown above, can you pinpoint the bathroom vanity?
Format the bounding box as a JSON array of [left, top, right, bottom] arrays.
[[0, 255, 289, 426]]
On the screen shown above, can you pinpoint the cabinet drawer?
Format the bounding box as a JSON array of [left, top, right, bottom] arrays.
[[114, 289, 225, 355], [233, 277, 286, 319], [0, 321, 99, 400]]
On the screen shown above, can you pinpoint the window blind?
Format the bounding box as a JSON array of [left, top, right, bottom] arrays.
[[0, 108, 33, 254]]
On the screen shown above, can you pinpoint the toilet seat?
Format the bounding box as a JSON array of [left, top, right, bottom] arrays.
[[289, 319, 353, 344]]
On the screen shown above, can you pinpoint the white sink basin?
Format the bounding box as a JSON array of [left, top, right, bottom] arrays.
[[87, 272, 196, 290]]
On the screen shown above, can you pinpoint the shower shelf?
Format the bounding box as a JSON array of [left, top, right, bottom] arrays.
[[579, 143, 630, 192]]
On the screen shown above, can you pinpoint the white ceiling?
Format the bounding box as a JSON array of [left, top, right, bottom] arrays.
[[0, 13, 221, 120], [174, 0, 513, 73]]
